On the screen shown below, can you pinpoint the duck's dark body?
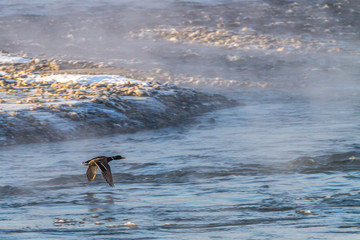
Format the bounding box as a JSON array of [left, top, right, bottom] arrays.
[[82, 155, 125, 187]]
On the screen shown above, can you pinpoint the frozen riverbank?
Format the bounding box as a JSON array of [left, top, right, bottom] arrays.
[[0, 54, 237, 146]]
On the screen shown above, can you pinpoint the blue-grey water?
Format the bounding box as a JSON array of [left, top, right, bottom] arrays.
[[1, 0, 360, 239]]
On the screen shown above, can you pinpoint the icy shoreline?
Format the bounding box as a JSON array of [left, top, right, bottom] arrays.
[[0, 54, 238, 146]]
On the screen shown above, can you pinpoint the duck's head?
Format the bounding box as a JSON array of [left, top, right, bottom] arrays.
[[113, 155, 126, 160]]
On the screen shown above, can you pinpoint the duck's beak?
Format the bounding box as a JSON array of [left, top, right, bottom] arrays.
[[121, 157, 126, 159]]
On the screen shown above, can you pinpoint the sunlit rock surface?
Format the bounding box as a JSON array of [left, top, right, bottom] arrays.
[[0, 55, 237, 146]]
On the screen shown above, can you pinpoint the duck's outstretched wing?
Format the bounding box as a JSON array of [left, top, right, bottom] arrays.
[[86, 165, 98, 182], [97, 159, 114, 187]]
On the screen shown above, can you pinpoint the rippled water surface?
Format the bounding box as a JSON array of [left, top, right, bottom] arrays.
[[1, 90, 360, 239], [1, 0, 360, 239]]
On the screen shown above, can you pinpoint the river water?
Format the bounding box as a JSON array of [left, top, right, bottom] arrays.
[[1, 0, 360, 239]]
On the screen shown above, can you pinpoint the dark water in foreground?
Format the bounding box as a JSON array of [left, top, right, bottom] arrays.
[[1, 0, 360, 239]]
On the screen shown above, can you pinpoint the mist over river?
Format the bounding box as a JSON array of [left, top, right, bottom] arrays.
[[1, 0, 360, 239]]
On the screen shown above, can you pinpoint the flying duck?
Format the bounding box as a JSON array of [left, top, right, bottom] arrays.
[[82, 155, 125, 187]]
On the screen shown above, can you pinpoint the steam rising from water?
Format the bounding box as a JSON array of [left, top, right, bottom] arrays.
[[0, 0, 358, 160], [1, 1, 360, 239], [0, 0, 359, 91]]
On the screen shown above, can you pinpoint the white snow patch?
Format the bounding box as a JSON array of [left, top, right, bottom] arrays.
[[0, 55, 30, 64], [26, 74, 150, 85]]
